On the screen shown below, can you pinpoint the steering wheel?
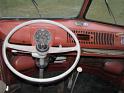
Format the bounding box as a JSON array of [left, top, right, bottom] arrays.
[[2, 20, 81, 83]]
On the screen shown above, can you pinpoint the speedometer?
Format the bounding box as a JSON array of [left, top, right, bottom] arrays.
[[34, 29, 51, 44], [34, 29, 51, 52]]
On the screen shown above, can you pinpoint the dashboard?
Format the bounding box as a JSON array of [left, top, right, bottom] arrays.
[[0, 19, 124, 58]]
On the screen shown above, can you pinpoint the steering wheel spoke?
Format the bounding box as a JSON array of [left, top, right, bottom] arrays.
[[48, 46, 78, 53], [6, 43, 36, 53]]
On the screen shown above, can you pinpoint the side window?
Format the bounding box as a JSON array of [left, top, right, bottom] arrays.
[[86, 0, 124, 26]]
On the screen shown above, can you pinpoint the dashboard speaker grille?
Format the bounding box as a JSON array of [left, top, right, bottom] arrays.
[[67, 30, 115, 46], [94, 32, 114, 45]]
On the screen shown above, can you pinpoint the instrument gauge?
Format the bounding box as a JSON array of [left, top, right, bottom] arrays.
[[34, 29, 51, 44]]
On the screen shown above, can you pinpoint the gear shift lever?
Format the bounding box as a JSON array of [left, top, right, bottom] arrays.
[[70, 67, 82, 93]]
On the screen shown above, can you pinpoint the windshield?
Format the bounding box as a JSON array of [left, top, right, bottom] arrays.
[[86, 0, 124, 26], [0, 0, 84, 18]]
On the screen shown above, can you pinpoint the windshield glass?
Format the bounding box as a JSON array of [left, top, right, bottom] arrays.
[[86, 0, 124, 26], [0, 0, 84, 18]]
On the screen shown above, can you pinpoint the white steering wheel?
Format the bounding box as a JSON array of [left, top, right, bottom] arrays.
[[2, 20, 81, 83]]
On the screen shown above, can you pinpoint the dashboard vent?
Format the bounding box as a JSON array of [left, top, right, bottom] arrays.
[[94, 32, 114, 45], [67, 30, 115, 46]]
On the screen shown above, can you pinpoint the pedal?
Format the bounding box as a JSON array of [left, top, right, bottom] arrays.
[[68, 74, 74, 89], [57, 81, 64, 93]]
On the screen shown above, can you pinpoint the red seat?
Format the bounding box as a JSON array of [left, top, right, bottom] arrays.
[[104, 61, 124, 74]]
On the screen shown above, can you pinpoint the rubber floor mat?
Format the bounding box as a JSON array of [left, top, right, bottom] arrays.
[[13, 73, 119, 93]]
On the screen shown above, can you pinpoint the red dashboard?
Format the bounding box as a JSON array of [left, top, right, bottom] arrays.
[[0, 19, 124, 57]]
